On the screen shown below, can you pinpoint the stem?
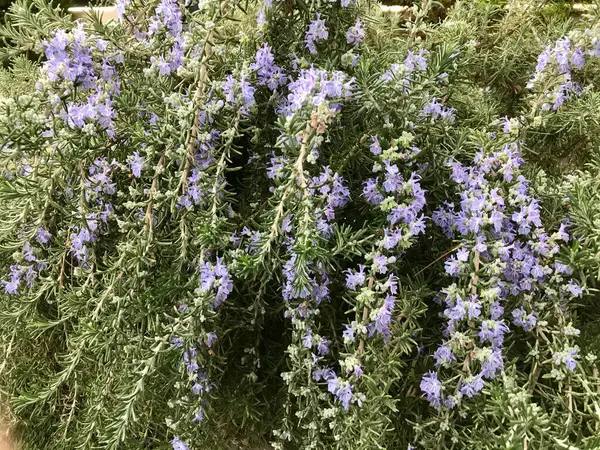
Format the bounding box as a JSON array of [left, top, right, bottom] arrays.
[[470, 250, 480, 295], [144, 153, 166, 233], [264, 123, 314, 253], [179, 11, 221, 193], [358, 276, 374, 354], [59, 237, 70, 289], [414, 243, 462, 277], [527, 364, 541, 395], [210, 109, 242, 225]]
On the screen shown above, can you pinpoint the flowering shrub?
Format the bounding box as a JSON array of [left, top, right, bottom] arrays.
[[0, 0, 600, 449]]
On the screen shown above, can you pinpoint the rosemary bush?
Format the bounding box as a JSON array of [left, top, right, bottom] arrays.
[[0, 0, 600, 449]]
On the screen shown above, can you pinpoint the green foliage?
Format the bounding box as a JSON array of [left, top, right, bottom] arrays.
[[0, 1, 600, 450]]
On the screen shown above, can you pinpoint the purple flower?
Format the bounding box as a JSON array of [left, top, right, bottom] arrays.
[[345, 265, 366, 290], [302, 330, 313, 349], [3, 265, 23, 295], [433, 344, 456, 367], [70, 226, 93, 263], [554, 349, 578, 372], [313, 366, 335, 382], [535, 46, 552, 73], [456, 247, 469, 262], [116, 0, 130, 18], [199, 257, 233, 308], [305, 14, 328, 54], [490, 301, 504, 320], [206, 332, 218, 347], [129, 151, 144, 178], [571, 47, 585, 70], [478, 320, 509, 348], [23, 242, 36, 262], [336, 383, 353, 410], [370, 136, 382, 155], [171, 437, 190, 450], [373, 294, 395, 337], [460, 374, 484, 398], [184, 348, 199, 373], [382, 160, 403, 193], [251, 43, 287, 90], [554, 262, 571, 275], [404, 49, 428, 72], [444, 256, 460, 277], [512, 307, 537, 332], [36, 227, 52, 244], [373, 254, 392, 274], [346, 19, 365, 46], [241, 76, 255, 107], [420, 371, 441, 406], [193, 408, 204, 423], [317, 337, 330, 356], [152, 0, 183, 37], [151, 55, 171, 76], [353, 364, 363, 377], [557, 222, 570, 242], [343, 325, 355, 342], [481, 349, 504, 379], [170, 337, 184, 349], [444, 296, 466, 321], [422, 98, 455, 122], [565, 349, 578, 371], [467, 297, 481, 319], [363, 178, 383, 205], [566, 279, 583, 297]]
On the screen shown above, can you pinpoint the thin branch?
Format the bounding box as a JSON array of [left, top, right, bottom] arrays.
[[264, 123, 314, 253], [358, 276, 374, 354], [59, 237, 70, 289], [414, 243, 462, 277], [179, 30, 215, 193], [144, 152, 166, 233], [470, 250, 480, 295]]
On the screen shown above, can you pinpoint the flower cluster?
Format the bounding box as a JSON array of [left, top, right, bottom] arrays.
[[67, 158, 117, 265], [308, 166, 351, 238], [308, 132, 429, 411], [280, 68, 354, 119], [38, 25, 121, 137], [178, 124, 221, 209], [168, 254, 233, 449], [250, 44, 288, 91], [199, 257, 233, 309], [305, 13, 329, 55], [2, 230, 51, 295], [381, 49, 429, 93], [345, 19, 365, 47], [424, 133, 583, 409], [527, 28, 600, 110]]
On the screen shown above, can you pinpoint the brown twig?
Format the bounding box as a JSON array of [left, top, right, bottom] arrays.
[[414, 243, 462, 277], [470, 250, 480, 295]]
